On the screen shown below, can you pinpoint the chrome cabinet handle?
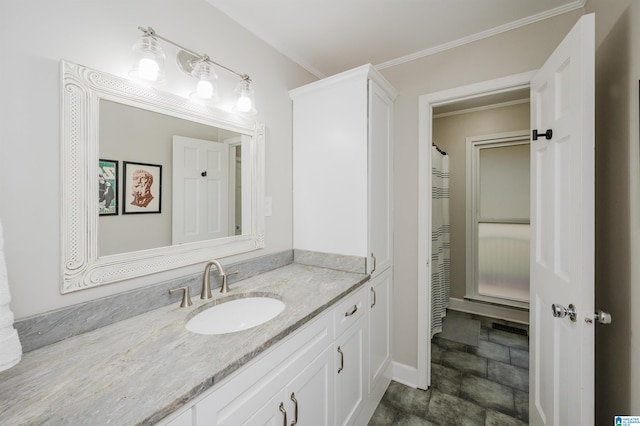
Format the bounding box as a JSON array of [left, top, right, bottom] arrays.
[[371, 287, 376, 308], [337, 346, 344, 373], [345, 305, 358, 317], [290, 392, 298, 425], [279, 402, 287, 426], [371, 253, 377, 274]]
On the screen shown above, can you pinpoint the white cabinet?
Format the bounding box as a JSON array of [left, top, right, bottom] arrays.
[[244, 346, 334, 426], [193, 313, 333, 425], [332, 288, 368, 425], [335, 316, 366, 426], [369, 269, 392, 388], [290, 64, 396, 277], [366, 268, 393, 409]]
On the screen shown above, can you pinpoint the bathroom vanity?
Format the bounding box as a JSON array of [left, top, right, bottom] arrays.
[[0, 262, 392, 425], [162, 266, 392, 426]]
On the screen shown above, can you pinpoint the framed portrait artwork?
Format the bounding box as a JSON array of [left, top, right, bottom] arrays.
[[98, 159, 118, 215], [122, 161, 162, 214]]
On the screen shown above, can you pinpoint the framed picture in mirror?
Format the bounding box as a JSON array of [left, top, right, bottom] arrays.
[[123, 161, 162, 214], [98, 159, 118, 216]]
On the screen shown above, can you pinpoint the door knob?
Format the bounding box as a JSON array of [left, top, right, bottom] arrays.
[[594, 309, 612, 324], [552, 303, 577, 322]]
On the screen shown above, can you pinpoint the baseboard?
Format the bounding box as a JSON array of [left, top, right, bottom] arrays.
[[391, 361, 418, 388], [448, 297, 529, 324]]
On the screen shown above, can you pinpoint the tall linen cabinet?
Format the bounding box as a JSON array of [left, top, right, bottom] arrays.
[[290, 64, 396, 425]]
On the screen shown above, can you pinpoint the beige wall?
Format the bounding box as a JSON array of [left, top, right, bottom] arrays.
[[584, 0, 640, 421], [0, 0, 316, 319], [433, 103, 530, 300], [380, 9, 583, 369]]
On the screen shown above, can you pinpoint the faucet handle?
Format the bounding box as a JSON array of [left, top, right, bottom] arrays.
[[169, 286, 193, 308], [220, 271, 239, 294]]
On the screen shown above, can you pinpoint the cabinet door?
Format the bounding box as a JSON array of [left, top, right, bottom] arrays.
[[335, 316, 366, 426], [286, 346, 334, 426], [197, 314, 332, 425], [242, 390, 288, 426], [368, 79, 393, 277], [369, 268, 392, 392]]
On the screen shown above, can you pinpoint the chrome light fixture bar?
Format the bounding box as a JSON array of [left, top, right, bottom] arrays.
[[130, 26, 256, 114]]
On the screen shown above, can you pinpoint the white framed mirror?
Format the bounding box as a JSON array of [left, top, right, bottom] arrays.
[[61, 60, 264, 293]]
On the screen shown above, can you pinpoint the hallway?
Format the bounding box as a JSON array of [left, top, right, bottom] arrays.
[[369, 314, 529, 425]]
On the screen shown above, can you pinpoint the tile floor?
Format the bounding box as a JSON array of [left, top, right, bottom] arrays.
[[369, 312, 530, 425]]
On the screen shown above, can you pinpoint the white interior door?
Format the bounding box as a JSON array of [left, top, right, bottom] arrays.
[[172, 136, 229, 244], [529, 13, 594, 425]]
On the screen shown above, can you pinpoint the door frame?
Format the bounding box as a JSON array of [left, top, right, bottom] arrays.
[[416, 71, 536, 389]]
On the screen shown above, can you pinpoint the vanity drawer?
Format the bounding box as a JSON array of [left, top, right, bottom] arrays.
[[334, 285, 366, 337]]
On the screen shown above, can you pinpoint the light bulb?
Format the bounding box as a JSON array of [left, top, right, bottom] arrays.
[[129, 32, 165, 84], [234, 76, 256, 115], [196, 79, 214, 99], [189, 59, 217, 101], [138, 58, 160, 81], [236, 95, 252, 112]]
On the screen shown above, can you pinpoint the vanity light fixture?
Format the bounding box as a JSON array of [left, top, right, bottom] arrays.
[[130, 26, 256, 114], [129, 28, 166, 83]]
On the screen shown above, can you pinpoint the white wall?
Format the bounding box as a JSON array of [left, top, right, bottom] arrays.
[[584, 0, 640, 422], [380, 9, 583, 369], [0, 0, 316, 319]]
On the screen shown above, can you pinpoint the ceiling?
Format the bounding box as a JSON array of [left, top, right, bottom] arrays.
[[207, 0, 586, 79]]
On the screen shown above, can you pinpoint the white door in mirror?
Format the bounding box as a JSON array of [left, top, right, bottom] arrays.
[[185, 297, 285, 335]]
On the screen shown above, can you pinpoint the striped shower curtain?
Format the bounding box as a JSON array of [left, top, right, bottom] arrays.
[[431, 146, 450, 337]]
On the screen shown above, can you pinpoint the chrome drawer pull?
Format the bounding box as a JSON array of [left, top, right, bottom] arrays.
[[291, 392, 298, 425], [337, 346, 344, 373], [279, 402, 287, 426], [345, 305, 358, 317], [371, 287, 376, 308]]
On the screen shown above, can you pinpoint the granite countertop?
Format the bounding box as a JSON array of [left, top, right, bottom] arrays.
[[0, 264, 369, 425]]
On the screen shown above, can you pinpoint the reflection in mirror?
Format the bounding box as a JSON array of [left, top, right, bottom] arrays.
[[99, 100, 247, 256], [61, 60, 264, 293]]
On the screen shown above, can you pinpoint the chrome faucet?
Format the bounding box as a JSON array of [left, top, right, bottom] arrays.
[[201, 259, 225, 299], [202, 259, 238, 298]]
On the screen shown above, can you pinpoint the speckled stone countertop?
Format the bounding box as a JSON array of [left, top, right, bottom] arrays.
[[0, 264, 368, 425]]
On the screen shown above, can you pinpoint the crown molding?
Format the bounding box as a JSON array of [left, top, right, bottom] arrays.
[[376, 0, 587, 71]]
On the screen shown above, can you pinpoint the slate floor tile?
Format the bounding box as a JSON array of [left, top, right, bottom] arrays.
[[431, 342, 446, 364], [488, 329, 529, 350], [431, 363, 462, 396], [460, 374, 515, 413], [469, 339, 511, 363], [442, 349, 488, 377], [486, 409, 528, 425], [488, 360, 529, 392], [480, 328, 490, 341], [433, 336, 468, 351], [382, 380, 431, 417], [373, 313, 531, 425], [509, 347, 529, 369], [369, 402, 399, 425], [394, 412, 438, 425], [425, 390, 486, 426]]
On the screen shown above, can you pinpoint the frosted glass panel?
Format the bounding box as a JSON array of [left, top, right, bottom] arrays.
[[479, 144, 530, 218], [478, 223, 530, 302]]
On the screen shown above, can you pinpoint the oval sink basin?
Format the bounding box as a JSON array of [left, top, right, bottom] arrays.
[[186, 297, 285, 335]]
